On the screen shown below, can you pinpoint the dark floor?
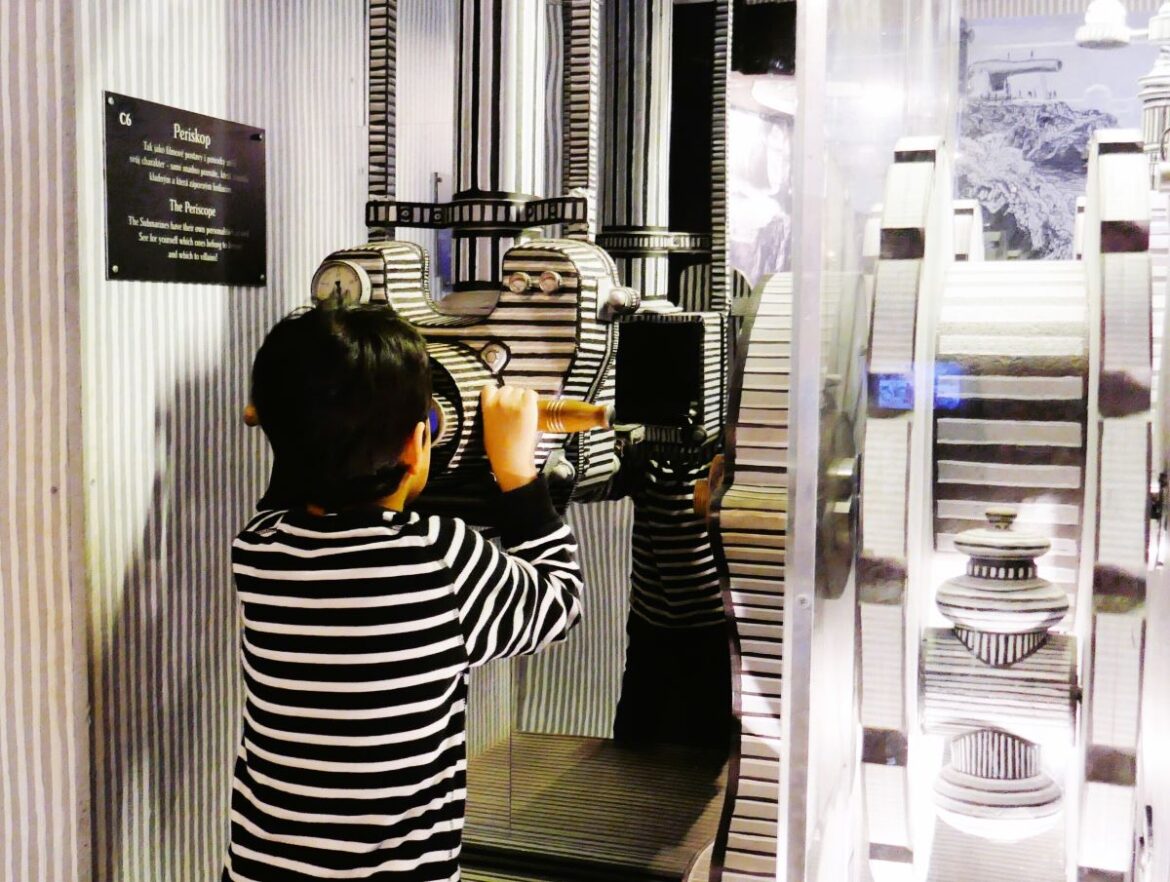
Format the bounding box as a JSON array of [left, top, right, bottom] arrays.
[[465, 732, 727, 881]]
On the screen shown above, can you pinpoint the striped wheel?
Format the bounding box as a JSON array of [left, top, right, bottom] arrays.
[[707, 272, 792, 882]]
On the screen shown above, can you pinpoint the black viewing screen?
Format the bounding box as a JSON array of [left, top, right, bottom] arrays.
[[103, 91, 266, 286], [615, 319, 704, 427]]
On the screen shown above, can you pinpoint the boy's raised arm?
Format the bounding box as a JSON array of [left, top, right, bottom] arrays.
[[438, 385, 582, 665], [438, 475, 582, 666]]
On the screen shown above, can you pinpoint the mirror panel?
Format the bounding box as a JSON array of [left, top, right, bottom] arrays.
[[382, 1, 750, 877]]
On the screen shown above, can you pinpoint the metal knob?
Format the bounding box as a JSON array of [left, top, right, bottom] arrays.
[[506, 271, 531, 294]]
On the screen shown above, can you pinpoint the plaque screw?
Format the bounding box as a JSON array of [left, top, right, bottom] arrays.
[[107, 96, 114, 105], [111, 265, 119, 273]]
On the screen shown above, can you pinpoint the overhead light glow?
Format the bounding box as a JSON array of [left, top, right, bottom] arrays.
[[1076, 0, 1132, 48]]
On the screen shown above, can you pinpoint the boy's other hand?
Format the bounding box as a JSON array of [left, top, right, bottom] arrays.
[[480, 384, 539, 493]]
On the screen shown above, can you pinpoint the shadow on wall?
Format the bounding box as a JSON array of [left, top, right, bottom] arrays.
[[95, 313, 261, 882], [84, 0, 369, 872]]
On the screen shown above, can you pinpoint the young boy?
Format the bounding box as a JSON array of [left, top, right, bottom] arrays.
[[224, 305, 582, 882]]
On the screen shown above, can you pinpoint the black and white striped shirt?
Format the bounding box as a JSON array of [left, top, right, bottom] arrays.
[[223, 478, 581, 882]]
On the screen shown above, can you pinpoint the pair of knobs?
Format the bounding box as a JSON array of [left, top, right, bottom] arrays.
[[506, 270, 562, 294]]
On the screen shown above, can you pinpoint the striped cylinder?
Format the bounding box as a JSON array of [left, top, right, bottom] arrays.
[[921, 628, 1078, 743], [934, 729, 1062, 843], [561, 0, 602, 240], [598, 0, 673, 300], [453, 0, 547, 294], [708, 0, 732, 313], [368, 0, 397, 203]]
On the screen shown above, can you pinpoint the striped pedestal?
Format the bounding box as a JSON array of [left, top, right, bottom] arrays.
[[921, 629, 1077, 743], [934, 729, 1062, 843]]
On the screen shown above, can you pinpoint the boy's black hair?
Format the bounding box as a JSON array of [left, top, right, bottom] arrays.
[[251, 304, 432, 508]]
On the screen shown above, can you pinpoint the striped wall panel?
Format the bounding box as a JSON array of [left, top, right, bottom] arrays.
[[921, 630, 1078, 742], [74, 2, 368, 880], [467, 656, 513, 761], [516, 500, 633, 737], [0, 2, 89, 881], [1145, 196, 1170, 882], [962, 0, 1164, 17]]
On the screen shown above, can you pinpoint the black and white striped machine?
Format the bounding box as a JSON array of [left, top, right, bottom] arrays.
[[307, 235, 728, 519]]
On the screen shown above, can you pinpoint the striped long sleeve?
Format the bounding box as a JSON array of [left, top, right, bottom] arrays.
[[440, 477, 583, 666], [223, 477, 581, 882]]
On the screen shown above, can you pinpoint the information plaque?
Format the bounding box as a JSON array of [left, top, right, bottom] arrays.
[[104, 92, 266, 285]]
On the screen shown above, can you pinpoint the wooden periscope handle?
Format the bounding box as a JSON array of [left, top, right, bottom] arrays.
[[538, 398, 614, 434], [246, 397, 613, 434]]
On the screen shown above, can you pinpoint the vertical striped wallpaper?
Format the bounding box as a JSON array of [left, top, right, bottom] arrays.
[[516, 500, 633, 737], [544, 1, 564, 204], [74, 2, 367, 880], [1, 2, 89, 882]]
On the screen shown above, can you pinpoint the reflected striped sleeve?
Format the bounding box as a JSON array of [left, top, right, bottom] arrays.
[[223, 477, 581, 882]]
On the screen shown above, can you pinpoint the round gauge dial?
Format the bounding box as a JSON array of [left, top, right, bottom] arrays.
[[311, 259, 371, 305]]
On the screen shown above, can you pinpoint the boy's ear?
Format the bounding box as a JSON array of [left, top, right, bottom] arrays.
[[399, 421, 427, 472], [243, 403, 260, 427]]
